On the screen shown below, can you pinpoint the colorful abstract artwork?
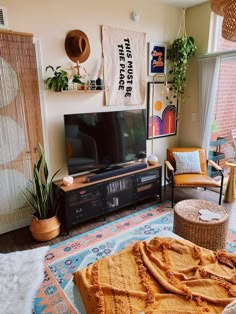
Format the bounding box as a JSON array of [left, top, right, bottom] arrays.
[[148, 43, 167, 76], [147, 82, 178, 139]]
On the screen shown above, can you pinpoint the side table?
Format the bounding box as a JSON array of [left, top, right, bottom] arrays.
[[174, 199, 229, 251], [224, 160, 236, 203]]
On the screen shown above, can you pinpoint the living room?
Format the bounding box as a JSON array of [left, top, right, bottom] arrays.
[[0, 0, 213, 232], [1, 0, 236, 313]]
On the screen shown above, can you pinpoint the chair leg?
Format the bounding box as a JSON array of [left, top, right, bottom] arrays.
[[171, 184, 174, 208], [219, 172, 224, 205], [164, 162, 167, 191]]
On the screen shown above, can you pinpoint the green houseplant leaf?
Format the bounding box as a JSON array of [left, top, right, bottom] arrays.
[[45, 65, 69, 92], [20, 143, 61, 220], [72, 74, 84, 84], [167, 36, 197, 99]]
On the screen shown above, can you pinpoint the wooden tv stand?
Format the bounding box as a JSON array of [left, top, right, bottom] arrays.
[[54, 162, 162, 233]]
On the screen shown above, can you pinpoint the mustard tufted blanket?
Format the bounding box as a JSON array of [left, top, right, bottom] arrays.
[[73, 237, 236, 313]]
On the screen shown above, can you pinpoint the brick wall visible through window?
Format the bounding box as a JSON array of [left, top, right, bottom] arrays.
[[212, 16, 236, 169]]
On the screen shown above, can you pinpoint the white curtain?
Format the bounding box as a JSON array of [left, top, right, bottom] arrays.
[[198, 56, 221, 153]]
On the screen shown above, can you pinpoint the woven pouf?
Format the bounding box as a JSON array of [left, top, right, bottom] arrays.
[[173, 199, 229, 251]]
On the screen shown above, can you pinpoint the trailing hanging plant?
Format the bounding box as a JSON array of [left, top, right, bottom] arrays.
[[167, 36, 197, 99]]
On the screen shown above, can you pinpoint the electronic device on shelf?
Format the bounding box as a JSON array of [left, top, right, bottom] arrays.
[[63, 109, 147, 176]]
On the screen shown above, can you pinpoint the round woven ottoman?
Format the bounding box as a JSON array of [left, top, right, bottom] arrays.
[[173, 199, 229, 251]]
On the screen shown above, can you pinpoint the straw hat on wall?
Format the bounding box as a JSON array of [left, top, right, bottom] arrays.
[[65, 30, 90, 63]]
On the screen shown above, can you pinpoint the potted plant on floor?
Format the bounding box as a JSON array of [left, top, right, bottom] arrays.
[[21, 143, 61, 241]]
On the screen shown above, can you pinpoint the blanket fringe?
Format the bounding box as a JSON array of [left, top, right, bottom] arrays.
[[216, 250, 236, 268], [92, 263, 105, 314], [157, 242, 210, 312], [195, 296, 210, 313], [212, 274, 236, 297], [200, 267, 236, 297], [193, 246, 205, 266], [133, 242, 155, 310]]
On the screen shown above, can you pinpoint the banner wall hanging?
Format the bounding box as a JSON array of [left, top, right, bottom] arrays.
[[102, 25, 146, 106], [147, 82, 178, 139]]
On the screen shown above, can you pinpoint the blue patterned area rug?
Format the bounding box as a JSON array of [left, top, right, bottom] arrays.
[[32, 201, 236, 314]]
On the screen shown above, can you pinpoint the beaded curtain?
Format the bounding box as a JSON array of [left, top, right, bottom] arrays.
[[0, 31, 43, 233]]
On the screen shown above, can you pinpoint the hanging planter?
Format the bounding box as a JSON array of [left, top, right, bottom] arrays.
[[167, 9, 197, 100], [167, 36, 197, 98], [209, 0, 226, 16], [222, 0, 236, 42], [209, 0, 236, 42]]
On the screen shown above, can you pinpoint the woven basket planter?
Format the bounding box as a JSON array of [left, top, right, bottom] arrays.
[[209, 0, 227, 16], [30, 215, 61, 242], [222, 0, 236, 42]]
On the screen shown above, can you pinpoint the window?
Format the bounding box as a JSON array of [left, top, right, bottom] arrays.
[[209, 15, 236, 164]]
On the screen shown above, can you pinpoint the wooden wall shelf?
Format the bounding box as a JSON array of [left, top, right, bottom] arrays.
[[61, 89, 106, 93]]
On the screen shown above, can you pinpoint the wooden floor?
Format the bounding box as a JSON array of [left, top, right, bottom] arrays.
[[0, 186, 235, 253]]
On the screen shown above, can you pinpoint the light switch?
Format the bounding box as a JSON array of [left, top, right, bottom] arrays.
[[192, 112, 197, 121]]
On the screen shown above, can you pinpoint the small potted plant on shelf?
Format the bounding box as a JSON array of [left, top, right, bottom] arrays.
[[72, 74, 88, 90], [210, 119, 218, 142], [45, 65, 69, 92], [20, 143, 61, 241]]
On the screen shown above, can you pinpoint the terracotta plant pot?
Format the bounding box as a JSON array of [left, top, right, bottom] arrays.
[[30, 216, 61, 242], [210, 132, 218, 142]]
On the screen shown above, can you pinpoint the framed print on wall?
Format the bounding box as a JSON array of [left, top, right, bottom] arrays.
[[148, 42, 167, 76], [147, 82, 178, 139]]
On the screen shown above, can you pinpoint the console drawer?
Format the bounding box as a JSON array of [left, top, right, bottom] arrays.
[[70, 198, 104, 225]]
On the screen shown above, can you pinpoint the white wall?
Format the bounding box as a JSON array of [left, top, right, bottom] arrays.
[[1, 0, 204, 178], [180, 2, 211, 147]]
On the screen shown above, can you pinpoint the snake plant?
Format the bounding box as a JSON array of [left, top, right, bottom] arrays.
[[20, 143, 61, 219]]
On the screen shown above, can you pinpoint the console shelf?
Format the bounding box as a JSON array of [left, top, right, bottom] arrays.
[[54, 163, 162, 233]]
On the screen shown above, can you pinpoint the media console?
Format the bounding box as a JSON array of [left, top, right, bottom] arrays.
[[54, 162, 162, 233]]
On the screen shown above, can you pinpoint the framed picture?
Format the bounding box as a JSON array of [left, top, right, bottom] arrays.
[[147, 82, 178, 139], [148, 42, 167, 76]]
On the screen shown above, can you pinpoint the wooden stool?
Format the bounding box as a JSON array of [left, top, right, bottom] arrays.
[[174, 199, 229, 251]]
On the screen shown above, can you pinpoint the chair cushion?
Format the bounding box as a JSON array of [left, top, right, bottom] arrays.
[[173, 151, 201, 174], [174, 173, 221, 187]]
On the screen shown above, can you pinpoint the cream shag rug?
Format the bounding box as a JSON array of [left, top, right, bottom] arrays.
[[0, 246, 49, 314]]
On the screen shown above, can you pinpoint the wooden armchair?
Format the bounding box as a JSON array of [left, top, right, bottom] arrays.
[[164, 147, 224, 207]]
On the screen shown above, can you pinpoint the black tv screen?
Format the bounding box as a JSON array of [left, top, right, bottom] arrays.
[[64, 109, 147, 175]]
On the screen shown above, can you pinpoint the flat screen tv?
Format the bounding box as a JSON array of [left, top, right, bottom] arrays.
[[64, 109, 147, 175]]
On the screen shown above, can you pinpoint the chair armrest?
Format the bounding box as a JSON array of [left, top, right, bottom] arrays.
[[208, 159, 223, 171], [165, 160, 174, 172], [164, 160, 175, 189]]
